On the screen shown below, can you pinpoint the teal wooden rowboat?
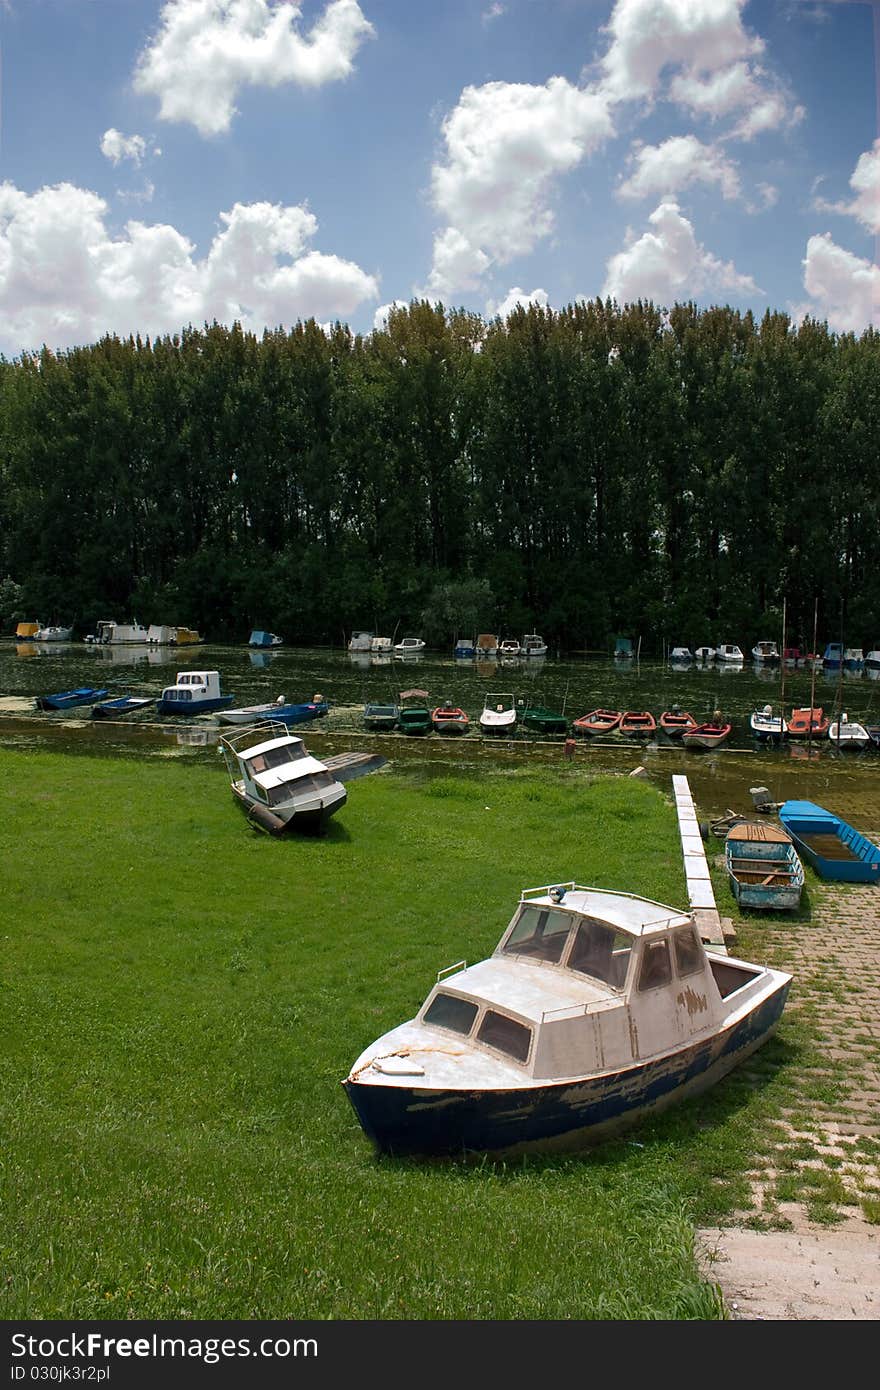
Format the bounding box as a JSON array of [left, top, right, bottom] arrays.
[[778, 800, 880, 883], [725, 823, 804, 910]]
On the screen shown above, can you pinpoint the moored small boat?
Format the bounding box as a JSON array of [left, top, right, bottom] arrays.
[[828, 713, 871, 750], [694, 646, 715, 663], [156, 670, 234, 716], [659, 710, 697, 738], [521, 634, 548, 658], [725, 823, 804, 911], [35, 687, 109, 711], [751, 640, 780, 663], [618, 711, 656, 737], [33, 625, 73, 642], [519, 701, 567, 736], [865, 650, 880, 671], [681, 719, 732, 750], [843, 648, 864, 669], [248, 630, 283, 648], [572, 709, 621, 737], [397, 689, 432, 735], [475, 634, 498, 657], [453, 638, 475, 659], [432, 703, 469, 734], [750, 704, 787, 741], [218, 695, 329, 727], [363, 701, 399, 732], [498, 639, 521, 658], [778, 800, 880, 882], [786, 707, 829, 739], [91, 695, 155, 719], [669, 647, 692, 663], [479, 692, 517, 736], [394, 637, 426, 656], [716, 644, 744, 663], [822, 642, 844, 668], [343, 882, 791, 1157]]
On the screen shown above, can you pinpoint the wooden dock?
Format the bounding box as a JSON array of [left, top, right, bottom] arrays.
[[672, 774, 730, 952]]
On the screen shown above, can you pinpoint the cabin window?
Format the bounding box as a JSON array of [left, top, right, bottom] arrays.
[[638, 939, 672, 992], [477, 1011, 532, 1063], [423, 992, 478, 1035], [566, 919, 632, 989], [503, 906, 573, 964], [673, 926, 703, 978]]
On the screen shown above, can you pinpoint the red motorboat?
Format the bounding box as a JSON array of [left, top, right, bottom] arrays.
[[681, 720, 732, 750], [660, 710, 697, 738], [431, 703, 470, 734], [786, 707, 829, 739], [619, 711, 656, 737], [572, 708, 621, 737]]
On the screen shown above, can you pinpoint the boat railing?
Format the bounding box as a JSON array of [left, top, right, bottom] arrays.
[[436, 960, 467, 983], [219, 719, 296, 756], [541, 1002, 592, 1022]]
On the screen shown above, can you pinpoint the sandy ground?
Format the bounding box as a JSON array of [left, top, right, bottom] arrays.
[[697, 1214, 880, 1319]]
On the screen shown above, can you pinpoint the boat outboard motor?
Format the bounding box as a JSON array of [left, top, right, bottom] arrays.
[[749, 785, 779, 813]]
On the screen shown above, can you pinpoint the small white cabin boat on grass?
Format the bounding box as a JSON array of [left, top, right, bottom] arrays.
[[219, 722, 347, 835], [344, 883, 791, 1156], [479, 692, 517, 735], [157, 670, 233, 716]]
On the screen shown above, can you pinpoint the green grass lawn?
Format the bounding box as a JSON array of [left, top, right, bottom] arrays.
[[1, 749, 796, 1319]]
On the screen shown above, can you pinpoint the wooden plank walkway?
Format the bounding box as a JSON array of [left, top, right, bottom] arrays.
[[672, 774, 729, 952]]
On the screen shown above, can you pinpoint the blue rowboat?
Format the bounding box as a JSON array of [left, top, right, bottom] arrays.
[[91, 695, 155, 719], [35, 687, 109, 711], [778, 800, 880, 883], [725, 823, 804, 910]]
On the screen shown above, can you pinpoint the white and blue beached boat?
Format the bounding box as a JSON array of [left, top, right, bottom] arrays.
[[724, 823, 804, 911], [156, 670, 234, 716], [344, 883, 791, 1156], [778, 800, 880, 883], [218, 695, 328, 727]]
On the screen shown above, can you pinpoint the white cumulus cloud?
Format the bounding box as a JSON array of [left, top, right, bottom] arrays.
[[617, 135, 741, 201], [100, 129, 149, 166], [426, 77, 613, 296], [486, 286, 550, 320], [0, 182, 378, 356], [134, 0, 375, 137], [797, 233, 879, 333], [813, 140, 880, 235], [599, 0, 762, 104], [601, 199, 761, 307]]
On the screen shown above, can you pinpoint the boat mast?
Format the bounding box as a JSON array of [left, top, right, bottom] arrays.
[[780, 597, 786, 715], [808, 597, 818, 749]]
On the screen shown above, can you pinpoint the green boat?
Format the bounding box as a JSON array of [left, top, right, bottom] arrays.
[[520, 697, 568, 736], [364, 701, 399, 731], [397, 688, 432, 736]]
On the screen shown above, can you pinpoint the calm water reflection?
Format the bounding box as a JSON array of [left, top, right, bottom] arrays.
[[1, 642, 878, 825]]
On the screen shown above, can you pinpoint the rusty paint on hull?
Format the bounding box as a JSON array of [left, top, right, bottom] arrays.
[[343, 981, 789, 1157]]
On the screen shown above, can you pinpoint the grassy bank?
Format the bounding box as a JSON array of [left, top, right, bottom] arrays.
[[1, 748, 796, 1319]]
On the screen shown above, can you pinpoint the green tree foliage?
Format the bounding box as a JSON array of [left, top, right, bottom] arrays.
[[0, 303, 876, 650]]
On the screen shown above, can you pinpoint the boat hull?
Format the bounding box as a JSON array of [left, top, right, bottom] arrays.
[[157, 695, 235, 716], [35, 688, 109, 710], [231, 783, 346, 836], [91, 697, 155, 719], [344, 982, 789, 1157]]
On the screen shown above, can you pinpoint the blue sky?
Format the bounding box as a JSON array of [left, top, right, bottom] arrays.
[[0, 0, 877, 358]]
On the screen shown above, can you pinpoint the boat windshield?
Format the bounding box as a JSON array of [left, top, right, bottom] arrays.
[[245, 743, 306, 774], [566, 918, 632, 990], [503, 905, 574, 964], [266, 770, 336, 806]]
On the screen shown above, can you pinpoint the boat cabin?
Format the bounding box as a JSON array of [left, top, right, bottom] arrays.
[[348, 630, 373, 652], [158, 670, 227, 712], [717, 644, 744, 662], [361, 886, 772, 1086]]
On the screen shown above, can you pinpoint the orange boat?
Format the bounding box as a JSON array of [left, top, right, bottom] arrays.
[[431, 703, 469, 734], [619, 711, 656, 737], [572, 709, 621, 736], [660, 710, 697, 738], [787, 707, 829, 739]]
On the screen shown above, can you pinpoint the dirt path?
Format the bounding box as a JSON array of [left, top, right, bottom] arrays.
[[697, 879, 880, 1319]]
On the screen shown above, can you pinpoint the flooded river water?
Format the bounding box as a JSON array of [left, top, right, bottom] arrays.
[[2, 640, 879, 829]]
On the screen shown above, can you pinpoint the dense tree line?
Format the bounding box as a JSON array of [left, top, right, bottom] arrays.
[[0, 299, 878, 653]]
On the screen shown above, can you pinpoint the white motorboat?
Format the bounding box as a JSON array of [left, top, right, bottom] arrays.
[[394, 637, 426, 656], [669, 647, 692, 662], [86, 620, 150, 645], [498, 639, 521, 657], [828, 713, 871, 750], [521, 634, 548, 657], [716, 643, 744, 663], [348, 630, 373, 652], [219, 722, 347, 835], [751, 640, 780, 663], [33, 625, 73, 642], [479, 692, 517, 735], [344, 882, 791, 1156], [694, 646, 715, 663], [750, 704, 787, 741]]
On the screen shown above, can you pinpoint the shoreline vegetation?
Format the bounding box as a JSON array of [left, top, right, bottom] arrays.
[[2, 744, 845, 1321], [1, 301, 878, 653]]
